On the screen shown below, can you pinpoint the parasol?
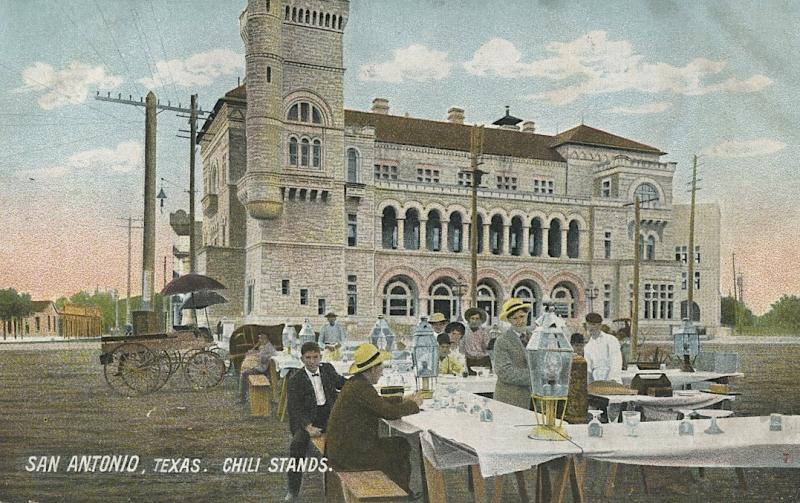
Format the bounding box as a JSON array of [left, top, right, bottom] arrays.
[[161, 273, 226, 296], [180, 290, 228, 310]]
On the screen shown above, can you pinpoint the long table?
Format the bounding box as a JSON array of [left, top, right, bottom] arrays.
[[592, 391, 735, 421], [620, 367, 743, 388]]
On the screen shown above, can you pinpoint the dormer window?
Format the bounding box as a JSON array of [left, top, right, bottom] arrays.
[[287, 101, 322, 124]]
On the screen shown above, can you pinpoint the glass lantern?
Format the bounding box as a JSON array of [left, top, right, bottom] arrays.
[[298, 318, 316, 347], [526, 308, 573, 441], [282, 320, 297, 354], [672, 318, 699, 372], [411, 316, 438, 399], [369, 315, 395, 351]]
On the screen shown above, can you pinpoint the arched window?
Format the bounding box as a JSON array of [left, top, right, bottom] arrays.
[[210, 163, 218, 193], [490, 215, 503, 255], [304, 10, 310, 23], [426, 210, 441, 251], [448, 212, 463, 252], [548, 219, 562, 257], [635, 183, 659, 208], [312, 11, 317, 24], [552, 282, 577, 318], [680, 300, 701, 321], [384, 277, 417, 317], [509, 216, 523, 256], [300, 138, 310, 166], [381, 207, 398, 249], [567, 220, 580, 258], [477, 281, 500, 323], [285, 5, 290, 21], [312, 139, 322, 168], [287, 102, 323, 125], [288, 137, 298, 166], [338, 16, 343, 30], [331, 15, 337, 29], [318, 10, 324, 26], [346, 148, 359, 182], [325, 13, 330, 27], [292, 7, 297, 22], [404, 209, 420, 250], [266, 66, 271, 83], [530, 217, 543, 256], [429, 281, 456, 321], [512, 282, 539, 325]]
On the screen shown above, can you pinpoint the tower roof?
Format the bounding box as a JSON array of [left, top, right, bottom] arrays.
[[552, 124, 665, 155], [492, 105, 523, 126]]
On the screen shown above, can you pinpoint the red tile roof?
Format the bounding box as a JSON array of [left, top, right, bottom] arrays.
[[552, 124, 665, 155]]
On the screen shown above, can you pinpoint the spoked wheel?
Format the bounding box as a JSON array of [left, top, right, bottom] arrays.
[[167, 350, 183, 375], [153, 350, 173, 391], [185, 350, 226, 389], [103, 343, 163, 395]]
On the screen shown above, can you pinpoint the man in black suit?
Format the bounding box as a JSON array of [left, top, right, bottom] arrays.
[[285, 341, 345, 502]]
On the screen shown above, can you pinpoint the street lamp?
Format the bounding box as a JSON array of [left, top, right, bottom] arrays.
[[584, 281, 599, 314], [370, 315, 395, 351]]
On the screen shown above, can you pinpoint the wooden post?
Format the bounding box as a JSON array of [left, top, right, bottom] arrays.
[[687, 154, 697, 322], [631, 197, 640, 357]]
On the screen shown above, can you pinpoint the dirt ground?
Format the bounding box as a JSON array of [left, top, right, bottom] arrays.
[[0, 343, 798, 502]]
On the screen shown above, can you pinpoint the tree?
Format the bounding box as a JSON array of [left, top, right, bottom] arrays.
[[0, 288, 33, 340], [720, 296, 754, 327], [759, 295, 800, 332]]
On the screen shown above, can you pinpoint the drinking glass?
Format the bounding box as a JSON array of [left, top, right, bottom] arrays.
[[622, 411, 641, 437], [480, 397, 494, 422], [469, 396, 482, 417], [446, 383, 459, 407], [699, 409, 733, 434], [678, 409, 695, 436]]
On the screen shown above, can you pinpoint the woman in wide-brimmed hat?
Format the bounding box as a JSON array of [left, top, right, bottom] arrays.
[[493, 297, 534, 409], [325, 343, 423, 494], [461, 307, 493, 375]]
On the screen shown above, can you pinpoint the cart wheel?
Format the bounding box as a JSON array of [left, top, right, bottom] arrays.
[[185, 350, 226, 389], [103, 343, 162, 395], [168, 350, 183, 375], [153, 350, 172, 391]]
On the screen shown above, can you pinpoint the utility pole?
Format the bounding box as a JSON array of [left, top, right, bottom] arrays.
[[732, 253, 738, 334], [631, 196, 641, 358], [468, 125, 485, 308], [141, 91, 157, 311], [95, 90, 210, 275], [117, 217, 143, 326], [687, 154, 698, 323]]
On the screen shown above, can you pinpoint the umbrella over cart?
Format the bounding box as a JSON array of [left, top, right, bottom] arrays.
[[161, 273, 228, 338]]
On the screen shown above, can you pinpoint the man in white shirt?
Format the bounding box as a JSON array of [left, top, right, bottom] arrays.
[[583, 312, 623, 384], [285, 342, 345, 501], [319, 311, 346, 360]]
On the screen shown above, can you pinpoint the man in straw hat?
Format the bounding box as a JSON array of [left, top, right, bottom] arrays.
[[493, 297, 534, 409], [461, 307, 492, 375], [583, 312, 623, 384], [326, 343, 423, 494]]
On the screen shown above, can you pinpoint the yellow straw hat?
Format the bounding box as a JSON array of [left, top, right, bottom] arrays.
[[348, 343, 391, 374], [429, 312, 447, 323], [499, 297, 531, 321]]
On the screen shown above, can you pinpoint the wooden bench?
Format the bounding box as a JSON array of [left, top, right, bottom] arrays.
[[327, 470, 408, 503], [247, 374, 271, 417]]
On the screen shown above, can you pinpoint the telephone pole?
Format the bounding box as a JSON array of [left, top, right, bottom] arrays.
[[732, 253, 739, 333], [632, 196, 641, 357], [117, 217, 143, 326], [687, 154, 698, 322], [468, 125, 485, 308], [189, 95, 197, 272]]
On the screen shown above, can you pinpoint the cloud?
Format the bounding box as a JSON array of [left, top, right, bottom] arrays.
[[608, 102, 671, 115], [701, 138, 787, 158], [359, 44, 452, 82], [138, 48, 244, 89], [467, 31, 772, 105], [22, 141, 143, 179], [15, 61, 122, 110]]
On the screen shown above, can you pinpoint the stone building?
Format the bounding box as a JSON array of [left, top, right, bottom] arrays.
[[194, 0, 721, 338], [59, 303, 102, 338]]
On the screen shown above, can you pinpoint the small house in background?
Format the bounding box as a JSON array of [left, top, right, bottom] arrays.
[[3, 300, 61, 338], [59, 303, 102, 338]]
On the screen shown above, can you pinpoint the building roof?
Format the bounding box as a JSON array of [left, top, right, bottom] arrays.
[[30, 301, 54, 313], [199, 84, 664, 158], [552, 124, 665, 155], [344, 110, 564, 162], [491, 106, 523, 126]]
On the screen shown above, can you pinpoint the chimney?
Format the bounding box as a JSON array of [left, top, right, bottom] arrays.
[[522, 121, 536, 133], [447, 106, 464, 124], [371, 98, 389, 115]]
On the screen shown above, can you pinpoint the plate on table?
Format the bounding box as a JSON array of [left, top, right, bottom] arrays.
[[675, 390, 701, 397]]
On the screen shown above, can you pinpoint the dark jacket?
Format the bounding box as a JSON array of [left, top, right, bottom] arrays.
[[286, 363, 345, 434], [326, 373, 419, 473]]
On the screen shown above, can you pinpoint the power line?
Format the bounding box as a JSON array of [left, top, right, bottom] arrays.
[[129, 3, 169, 102], [93, 0, 136, 85], [147, 0, 181, 102], [58, 2, 115, 79]]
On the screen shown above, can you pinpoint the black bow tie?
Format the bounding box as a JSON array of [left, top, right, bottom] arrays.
[[310, 373, 319, 377]]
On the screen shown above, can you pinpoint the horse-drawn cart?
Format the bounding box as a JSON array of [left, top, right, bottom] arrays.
[[99, 330, 226, 395]]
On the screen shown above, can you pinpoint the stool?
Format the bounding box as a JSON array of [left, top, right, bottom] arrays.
[[247, 374, 271, 417], [329, 470, 408, 502]]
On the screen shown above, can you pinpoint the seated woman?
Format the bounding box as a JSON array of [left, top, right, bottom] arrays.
[[238, 333, 277, 404]]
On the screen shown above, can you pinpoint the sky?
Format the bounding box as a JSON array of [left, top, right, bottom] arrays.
[[0, 0, 798, 314]]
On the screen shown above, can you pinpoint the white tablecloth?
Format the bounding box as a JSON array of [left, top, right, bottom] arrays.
[[591, 391, 735, 421], [621, 368, 743, 388], [271, 353, 302, 377], [387, 395, 576, 478], [568, 415, 800, 468]]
